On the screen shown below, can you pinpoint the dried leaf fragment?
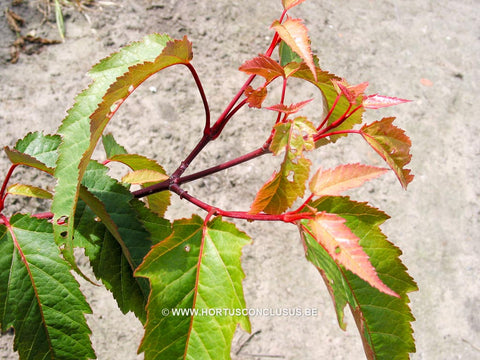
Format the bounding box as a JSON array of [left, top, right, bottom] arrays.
[[5, 9, 24, 33]]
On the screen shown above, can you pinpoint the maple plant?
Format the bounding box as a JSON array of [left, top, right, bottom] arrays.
[[0, 1, 417, 359]]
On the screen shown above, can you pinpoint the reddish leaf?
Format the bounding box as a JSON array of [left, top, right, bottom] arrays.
[[309, 164, 388, 197], [363, 94, 411, 109], [239, 54, 285, 83], [332, 79, 369, 104], [265, 99, 313, 115], [271, 18, 317, 81], [360, 117, 414, 189], [251, 116, 315, 214], [307, 212, 399, 297], [244, 86, 268, 108], [282, 0, 307, 11], [249, 153, 311, 214]]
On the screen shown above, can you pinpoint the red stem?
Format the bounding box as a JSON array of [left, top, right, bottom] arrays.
[[133, 146, 270, 198], [149, 24, 285, 192], [319, 104, 363, 135], [317, 93, 341, 130], [210, 75, 256, 140], [185, 63, 211, 134], [314, 129, 361, 142], [169, 183, 314, 223], [0, 164, 18, 212]]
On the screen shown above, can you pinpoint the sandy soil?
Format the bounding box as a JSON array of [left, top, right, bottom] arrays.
[[0, 0, 479, 359]]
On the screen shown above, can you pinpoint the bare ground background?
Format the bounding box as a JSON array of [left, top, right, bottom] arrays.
[[0, 0, 479, 359]]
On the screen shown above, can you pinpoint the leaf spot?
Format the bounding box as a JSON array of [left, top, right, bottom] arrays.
[[57, 216, 68, 225]]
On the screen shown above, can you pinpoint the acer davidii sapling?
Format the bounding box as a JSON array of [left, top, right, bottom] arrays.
[[0, 0, 417, 359]]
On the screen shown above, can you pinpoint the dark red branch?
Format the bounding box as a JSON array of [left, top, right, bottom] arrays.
[[314, 129, 361, 142], [185, 63, 211, 134], [133, 146, 270, 198], [169, 184, 314, 223], [319, 104, 363, 135]]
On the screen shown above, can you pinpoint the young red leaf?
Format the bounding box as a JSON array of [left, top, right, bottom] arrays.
[[239, 54, 285, 83], [244, 86, 268, 108], [265, 99, 313, 115], [282, 0, 307, 11], [309, 163, 388, 197], [332, 79, 369, 104], [307, 212, 399, 297], [360, 117, 414, 188], [271, 18, 317, 81], [363, 94, 411, 109]]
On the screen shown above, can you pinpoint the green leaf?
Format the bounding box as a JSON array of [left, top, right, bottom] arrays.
[[81, 161, 152, 272], [14, 132, 61, 169], [4, 132, 61, 174], [279, 40, 303, 67], [108, 153, 171, 217], [7, 183, 53, 199], [301, 197, 417, 359], [269, 117, 315, 155], [74, 161, 172, 321], [135, 215, 251, 360], [0, 215, 94, 359], [102, 133, 128, 158], [52, 33, 179, 266], [360, 117, 414, 189]]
